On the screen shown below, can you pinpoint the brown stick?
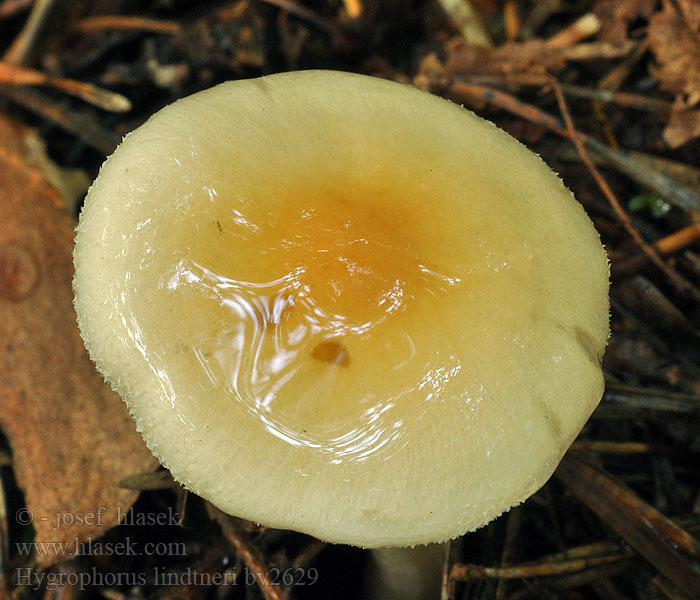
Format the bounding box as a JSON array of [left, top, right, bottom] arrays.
[[450, 551, 630, 581], [555, 453, 700, 597], [2, 0, 57, 65], [0, 61, 131, 111], [550, 79, 700, 303], [0, 0, 32, 19], [654, 225, 700, 255], [206, 504, 288, 600], [71, 15, 181, 35]]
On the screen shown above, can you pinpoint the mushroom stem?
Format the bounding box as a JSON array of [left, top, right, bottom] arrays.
[[365, 544, 446, 600]]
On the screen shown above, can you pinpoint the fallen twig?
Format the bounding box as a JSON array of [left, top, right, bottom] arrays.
[[207, 504, 288, 600], [555, 453, 700, 597], [0, 61, 130, 111]]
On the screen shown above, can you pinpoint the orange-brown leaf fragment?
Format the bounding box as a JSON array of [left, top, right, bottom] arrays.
[[648, 0, 700, 146], [663, 104, 700, 149], [0, 115, 157, 566], [595, 0, 655, 45], [648, 0, 700, 102]]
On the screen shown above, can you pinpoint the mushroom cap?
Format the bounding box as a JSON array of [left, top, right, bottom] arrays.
[[74, 70, 609, 548]]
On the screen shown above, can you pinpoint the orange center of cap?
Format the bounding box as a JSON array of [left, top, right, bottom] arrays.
[[274, 194, 420, 334]]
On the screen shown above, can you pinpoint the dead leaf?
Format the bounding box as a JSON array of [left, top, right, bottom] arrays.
[[663, 103, 700, 148], [595, 0, 655, 45], [0, 114, 158, 566], [648, 0, 700, 104], [648, 0, 700, 146]]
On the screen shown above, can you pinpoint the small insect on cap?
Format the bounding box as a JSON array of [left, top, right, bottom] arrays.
[[74, 70, 609, 548]]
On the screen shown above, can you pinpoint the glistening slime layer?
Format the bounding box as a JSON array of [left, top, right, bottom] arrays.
[[162, 177, 464, 461]]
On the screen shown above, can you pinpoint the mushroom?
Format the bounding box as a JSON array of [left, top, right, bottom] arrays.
[[74, 70, 609, 587]]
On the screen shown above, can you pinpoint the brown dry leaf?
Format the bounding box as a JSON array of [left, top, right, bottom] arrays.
[[663, 103, 700, 148], [0, 115, 158, 566], [648, 0, 700, 102], [595, 0, 655, 45], [648, 0, 700, 146]]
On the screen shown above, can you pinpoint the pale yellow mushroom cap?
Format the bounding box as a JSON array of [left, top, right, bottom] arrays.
[[74, 70, 609, 548]]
